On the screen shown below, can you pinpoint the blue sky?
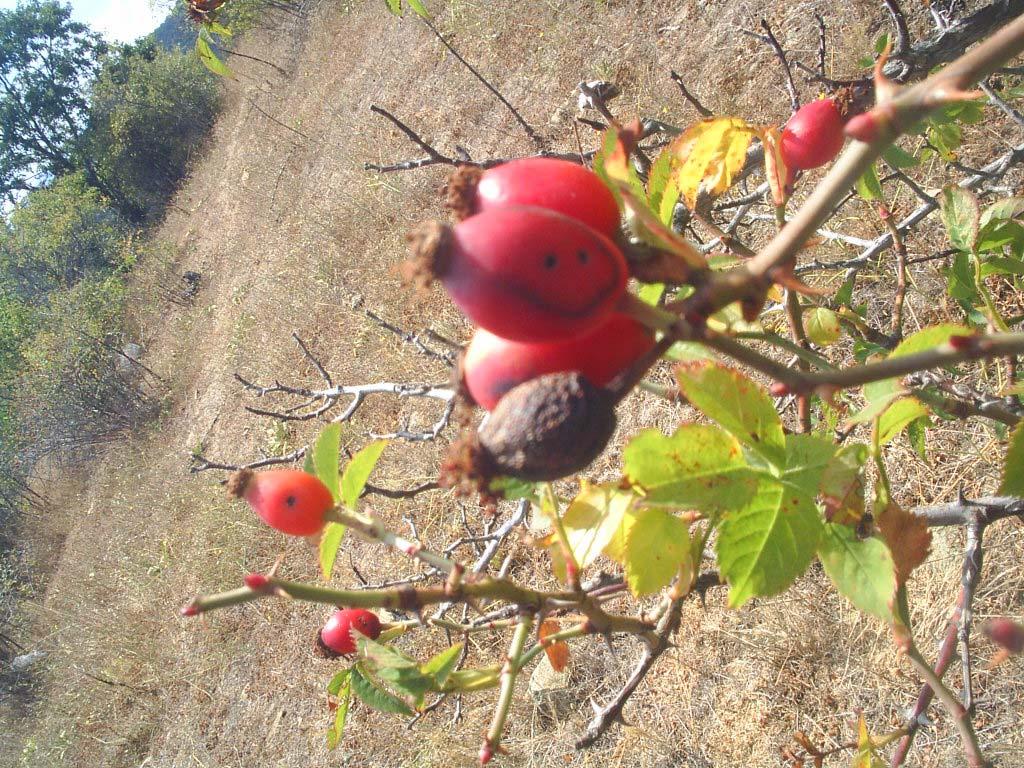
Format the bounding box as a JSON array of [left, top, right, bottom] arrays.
[[0, 1, 167, 43]]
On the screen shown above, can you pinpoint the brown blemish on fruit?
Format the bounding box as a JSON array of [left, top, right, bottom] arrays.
[[444, 164, 484, 221]]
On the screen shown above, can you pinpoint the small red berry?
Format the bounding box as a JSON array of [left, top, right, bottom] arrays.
[[406, 207, 628, 342], [462, 313, 654, 411], [227, 469, 334, 537], [319, 608, 382, 656], [781, 98, 846, 170], [984, 618, 1024, 655], [449, 158, 621, 238], [180, 601, 200, 617]]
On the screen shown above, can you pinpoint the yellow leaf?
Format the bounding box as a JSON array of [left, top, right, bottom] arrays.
[[671, 118, 757, 207]]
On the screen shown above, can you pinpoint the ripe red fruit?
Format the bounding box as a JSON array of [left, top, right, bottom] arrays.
[[984, 618, 1024, 655], [319, 608, 382, 655], [451, 158, 621, 238], [780, 98, 846, 170], [406, 207, 628, 342], [227, 468, 334, 537], [462, 313, 654, 411]]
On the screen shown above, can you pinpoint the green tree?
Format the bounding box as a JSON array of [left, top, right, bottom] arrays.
[[0, 0, 107, 200], [0, 172, 129, 295], [87, 47, 220, 219]]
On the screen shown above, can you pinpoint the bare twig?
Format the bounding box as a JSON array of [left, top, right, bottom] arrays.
[[670, 71, 713, 117], [883, 0, 913, 56], [743, 20, 800, 113]]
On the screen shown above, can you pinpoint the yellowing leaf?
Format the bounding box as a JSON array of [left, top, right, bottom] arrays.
[[538, 619, 570, 672], [670, 117, 757, 207], [621, 508, 692, 595], [760, 125, 790, 206], [561, 483, 635, 571], [877, 500, 931, 587]]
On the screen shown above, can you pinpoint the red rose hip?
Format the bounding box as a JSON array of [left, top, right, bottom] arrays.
[[319, 608, 382, 656], [406, 207, 628, 343], [780, 97, 846, 170], [448, 158, 621, 238], [227, 468, 334, 536], [462, 313, 654, 411]]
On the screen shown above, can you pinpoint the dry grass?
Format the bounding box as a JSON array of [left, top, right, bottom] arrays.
[[2, 0, 1023, 766]]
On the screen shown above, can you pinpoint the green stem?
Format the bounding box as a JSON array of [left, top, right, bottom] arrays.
[[481, 614, 534, 764], [516, 623, 589, 670]]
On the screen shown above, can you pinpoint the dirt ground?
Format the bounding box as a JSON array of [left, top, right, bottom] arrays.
[[3, 0, 1023, 766]]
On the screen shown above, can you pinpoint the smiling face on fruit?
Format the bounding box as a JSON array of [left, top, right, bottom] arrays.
[[443, 206, 628, 342]]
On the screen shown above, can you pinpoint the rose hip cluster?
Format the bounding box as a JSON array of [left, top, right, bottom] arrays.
[[406, 158, 655, 483]]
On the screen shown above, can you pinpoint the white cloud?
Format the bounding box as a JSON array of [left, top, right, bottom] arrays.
[[78, 2, 165, 43]]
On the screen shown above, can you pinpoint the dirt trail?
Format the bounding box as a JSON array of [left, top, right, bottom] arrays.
[[4, 2, 1023, 767]]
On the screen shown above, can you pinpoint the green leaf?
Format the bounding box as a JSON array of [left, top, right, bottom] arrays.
[[939, 185, 980, 252], [326, 670, 352, 750], [881, 144, 919, 169], [1000, 422, 1024, 495], [980, 197, 1024, 229], [659, 178, 682, 228], [907, 417, 928, 459], [877, 397, 929, 445], [977, 220, 1024, 254], [819, 444, 868, 525], [621, 508, 692, 596], [834, 274, 856, 308], [647, 148, 673, 214], [351, 664, 414, 715], [927, 120, 961, 161], [804, 307, 842, 346], [421, 644, 463, 688], [561, 483, 634, 570], [637, 282, 665, 306], [874, 33, 889, 54], [312, 424, 342, 502], [319, 522, 346, 580], [781, 434, 835, 499], [405, 0, 430, 17], [676, 361, 786, 470], [206, 21, 233, 37], [846, 389, 904, 426], [341, 440, 387, 509], [892, 323, 972, 358], [443, 666, 501, 693], [195, 35, 234, 79], [715, 479, 823, 608], [946, 251, 980, 303], [855, 164, 884, 202], [384, 0, 401, 13], [818, 524, 895, 622], [624, 425, 759, 514], [488, 476, 541, 504]]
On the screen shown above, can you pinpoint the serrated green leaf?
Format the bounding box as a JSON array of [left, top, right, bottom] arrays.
[[351, 664, 414, 715], [847, 389, 904, 425], [319, 522, 346, 580], [834, 274, 856, 308], [855, 164, 884, 202], [947, 251, 980, 302], [980, 197, 1024, 229], [341, 440, 387, 509], [664, 339, 717, 362], [877, 397, 929, 445], [805, 307, 842, 346], [326, 670, 352, 750], [358, 636, 418, 669], [313, 424, 342, 502], [716, 479, 823, 608], [195, 35, 234, 79], [819, 525, 895, 622], [781, 434, 835, 498], [927, 120, 961, 161], [939, 185, 980, 252], [676, 361, 786, 470], [647, 148, 673, 213], [881, 144, 919, 169], [624, 425, 759, 514], [384, 0, 401, 13], [659, 178, 682, 228], [820, 443, 868, 525], [977, 220, 1024, 254], [560, 483, 634, 570], [421, 643, 463, 687], [1000, 422, 1024, 495], [622, 508, 692, 596]]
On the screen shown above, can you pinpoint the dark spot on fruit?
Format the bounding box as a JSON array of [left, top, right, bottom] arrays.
[[285, 495, 297, 507], [544, 253, 558, 269], [578, 250, 589, 264]]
